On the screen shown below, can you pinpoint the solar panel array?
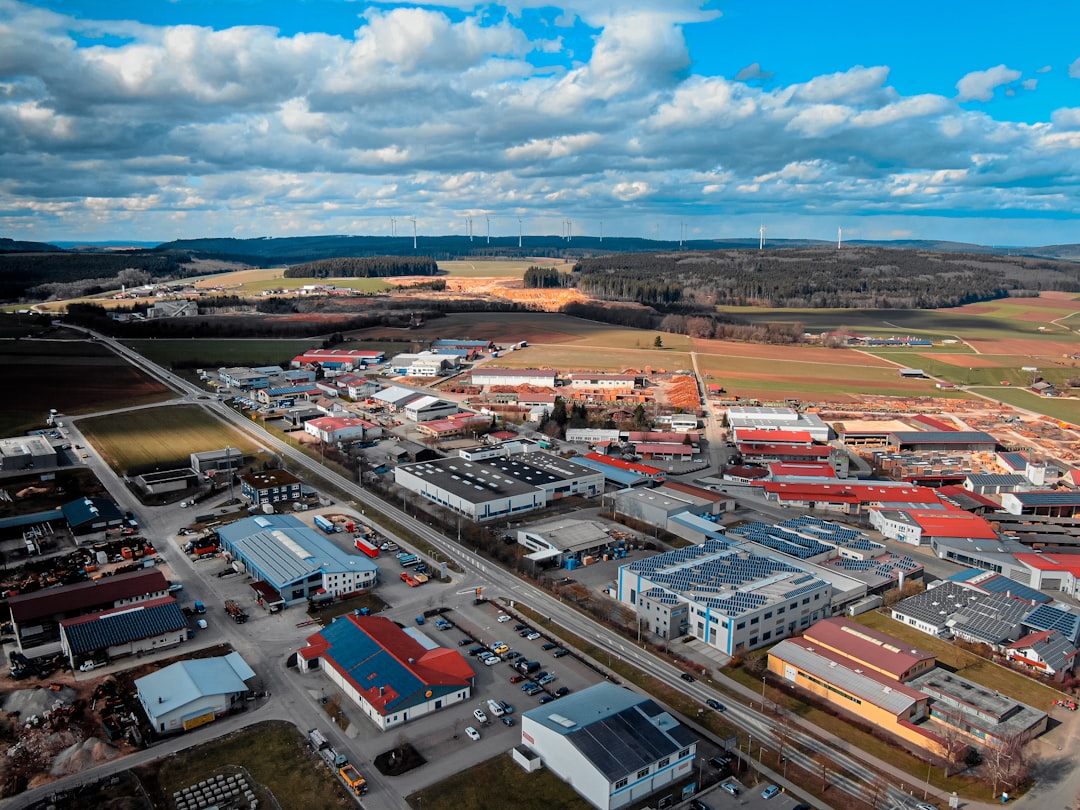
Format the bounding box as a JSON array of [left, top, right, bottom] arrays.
[[727, 522, 833, 559], [782, 515, 883, 552], [566, 700, 690, 781], [1023, 603, 1080, 641]]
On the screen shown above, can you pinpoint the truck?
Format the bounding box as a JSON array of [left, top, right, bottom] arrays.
[[224, 600, 249, 624], [412, 572, 429, 584], [308, 591, 336, 610], [400, 572, 420, 587], [397, 553, 420, 567], [192, 543, 218, 557], [353, 537, 380, 558], [313, 514, 338, 534], [338, 764, 368, 795], [320, 746, 348, 769]]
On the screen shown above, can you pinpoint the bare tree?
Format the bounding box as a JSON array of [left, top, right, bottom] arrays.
[[812, 752, 831, 792], [939, 723, 969, 777], [983, 735, 1030, 798]]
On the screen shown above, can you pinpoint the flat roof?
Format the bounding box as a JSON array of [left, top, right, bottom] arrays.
[[889, 431, 997, 445], [907, 669, 1046, 734]]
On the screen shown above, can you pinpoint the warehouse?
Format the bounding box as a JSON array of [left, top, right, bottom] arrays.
[[136, 651, 256, 735], [519, 682, 697, 810], [216, 515, 378, 606], [297, 614, 474, 731]]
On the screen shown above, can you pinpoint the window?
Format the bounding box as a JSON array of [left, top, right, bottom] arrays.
[[679, 748, 690, 759], [764, 611, 773, 619], [802, 598, 810, 605], [778, 606, 786, 615], [637, 768, 650, 779], [615, 778, 628, 789], [658, 757, 670, 768], [736, 621, 746, 630], [750, 617, 759, 625], [763, 631, 772, 641], [749, 636, 758, 646]]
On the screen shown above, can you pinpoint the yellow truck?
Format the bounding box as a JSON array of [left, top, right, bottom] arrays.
[[339, 764, 368, 795]]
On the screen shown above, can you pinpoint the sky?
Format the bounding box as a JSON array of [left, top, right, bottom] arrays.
[[2, 0, 1080, 246]]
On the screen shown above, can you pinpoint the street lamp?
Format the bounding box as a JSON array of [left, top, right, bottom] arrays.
[[761, 675, 767, 708]]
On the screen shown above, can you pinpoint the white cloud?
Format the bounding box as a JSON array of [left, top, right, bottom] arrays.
[[955, 64, 1021, 101], [611, 180, 650, 200], [1071, 58, 1080, 78], [1051, 107, 1080, 130], [1021, 79, 1037, 91]]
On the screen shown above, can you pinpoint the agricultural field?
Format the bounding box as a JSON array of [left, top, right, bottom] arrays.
[[78, 405, 258, 475], [968, 386, 1080, 423], [122, 338, 326, 369], [0, 340, 172, 436]]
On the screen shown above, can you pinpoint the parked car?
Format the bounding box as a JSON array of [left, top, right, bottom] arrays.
[[483, 655, 501, 666], [509, 675, 525, 684], [690, 801, 711, 810], [500, 701, 514, 714], [537, 673, 555, 685], [720, 782, 739, 796], [501, 716, 515, 727], [538, 694, 554, 704], [542, 642, 558, 650], [468, 646, 486, 656], [465, 726, 480, 741], [518, 629, 533, 637], [504, 651, 521, 660], [526, 631, 541, 640], [497, 614, 512, 623], [473, 708, 489, 724], [458, 638, 474, 646], [554, 687, 570, 697], [491, 642, 509, 654], [514, 624, 527, 631], [522, 683, 543, 695], [553, 648, 570, 658], [761, 785, 779, 800]]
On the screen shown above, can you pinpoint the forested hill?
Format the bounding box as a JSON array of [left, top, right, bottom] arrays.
[[570, 247, 1080, 309], [284, 256, 438, 278], [0, 238, 60, 253]]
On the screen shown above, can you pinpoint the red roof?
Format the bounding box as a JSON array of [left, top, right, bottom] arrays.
[[583, 452, 664, 476], [740, 444, 832, 458], [8, 569, 168, 623], [734, 428, 814, 444], [307, 416, 372, 431], [627, 431, 697, 444], [662, 480, 726, 502], [909, 414, 957, 431], [767, 461, 836, 479], [725, 465, 770, 480], [907, 509, 999, 539], [761, 481, 943, 506], [60, 595, 179, 627], [636, 443, 693, 455], [803, 617, 936, 680], [1005, 630, 1056, 650], [1015, 553, 1080, 575]]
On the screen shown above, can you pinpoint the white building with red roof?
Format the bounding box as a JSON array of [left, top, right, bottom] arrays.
[[290, 349, 385, 370], [297, 614, 475, 731], [1004, 630, 1078, 680], [304, 416, 378, 444], [870, 507, 1000, 547]]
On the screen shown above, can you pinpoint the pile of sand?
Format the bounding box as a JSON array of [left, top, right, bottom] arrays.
[[4, 686, 77, 720], [49, 737, 118, 776]]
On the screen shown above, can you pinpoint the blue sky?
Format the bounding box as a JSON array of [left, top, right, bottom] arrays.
[[2, 0, 1079, 245]]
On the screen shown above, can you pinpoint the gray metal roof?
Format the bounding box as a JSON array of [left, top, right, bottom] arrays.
[[965, 474, 1029, 487], [890, 431, 997, 444], [524, 683, 696, 781], [769, 639, 922, 715]]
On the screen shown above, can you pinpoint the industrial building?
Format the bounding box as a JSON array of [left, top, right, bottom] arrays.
[[59, 596, 188, 670], [393, 452, 603, 522], [136, 651, 256, 735], [0, 435, 57, 472], [239, 469, 303, 506], [516, 518, 620, 568], [297, 614, 475, 731], [470, 367, 557, 388], [617, 540, 832, 652], [216, 515, 378, 607], [726, 406, 831, 442], [517, 682, 698, 810]]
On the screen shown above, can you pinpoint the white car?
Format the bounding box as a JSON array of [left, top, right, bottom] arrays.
[[484, 655, 501, 666], [473, 708, 489, 724], [465, 726, 480, 741], [497, 614, 511, 623]]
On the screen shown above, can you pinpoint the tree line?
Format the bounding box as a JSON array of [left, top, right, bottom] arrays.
[[283, 256, 438, 278]]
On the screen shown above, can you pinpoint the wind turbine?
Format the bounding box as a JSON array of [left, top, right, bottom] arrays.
[[467, 217, 473, 242], [410, 217, 417, 250], [565, 218, 572, 242], [599, 221, 603, 243], [837, 227, 843, 250], [759, 224, 766, 251], [389, 217, 397, 238], [517, 217, 523, 248], [486, 215, 491, 244]]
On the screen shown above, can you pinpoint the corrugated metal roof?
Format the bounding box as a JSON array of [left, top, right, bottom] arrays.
[[9, 568, 168, 623], [61, 597, 186, 655], [136, 652, 254, 722]]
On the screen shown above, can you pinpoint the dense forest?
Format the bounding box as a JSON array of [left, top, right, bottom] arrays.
[[569, 248, 1080, 309], [0, 251, 188, 302], [283, 256, 438, 278]]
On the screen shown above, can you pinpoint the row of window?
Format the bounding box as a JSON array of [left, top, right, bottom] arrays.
[[613, 748, 692, 790]]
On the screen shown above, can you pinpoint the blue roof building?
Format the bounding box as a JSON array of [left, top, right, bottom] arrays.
[[519, 683, 698, 810], [59, 596, 188, 668], [61, 497, 124, 534], [136, 651, 255, 735], [217, 515, 378, 606]]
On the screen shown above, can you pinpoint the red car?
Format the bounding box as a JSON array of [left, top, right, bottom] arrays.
[[509, 675, 525, 683]]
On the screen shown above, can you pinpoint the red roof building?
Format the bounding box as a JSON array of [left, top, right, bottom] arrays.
[[734, 428, 814, 444], [767, 461, 837, 479], [802, 617, 936, 682], [298, 614, 475, 731]]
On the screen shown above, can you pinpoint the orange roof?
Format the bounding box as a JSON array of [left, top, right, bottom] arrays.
[[1015, 553, 1080, 575], [735, 428, 814, 444], [761, 481, 942, 505]]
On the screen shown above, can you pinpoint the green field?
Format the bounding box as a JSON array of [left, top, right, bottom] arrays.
[[232, 275, 393, 293], [511, 344, 691, 371], [968, 387, 1080, 422], [78, 404, 259, 474]]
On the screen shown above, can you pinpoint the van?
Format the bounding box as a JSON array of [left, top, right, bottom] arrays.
[[486, 700, 505, 717]]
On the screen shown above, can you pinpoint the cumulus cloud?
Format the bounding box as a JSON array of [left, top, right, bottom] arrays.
[[956, 64, 1021, 101], [0, 0, 1076, 243]]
